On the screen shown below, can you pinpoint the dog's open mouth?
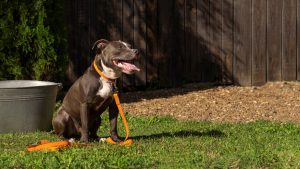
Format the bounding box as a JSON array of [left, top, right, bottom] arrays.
[[113, 59, 140, 73]]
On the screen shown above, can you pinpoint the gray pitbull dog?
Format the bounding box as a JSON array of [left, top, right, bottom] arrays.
[[52, 39, 140, 142]]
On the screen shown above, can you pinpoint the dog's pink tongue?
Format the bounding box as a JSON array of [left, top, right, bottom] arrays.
[[117, 62, 140, 72]]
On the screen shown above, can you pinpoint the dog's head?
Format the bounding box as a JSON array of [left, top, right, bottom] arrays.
[[93, 39, 140, 77]]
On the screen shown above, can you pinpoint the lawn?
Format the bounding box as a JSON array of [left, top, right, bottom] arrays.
[[1, 114, 300, 168]]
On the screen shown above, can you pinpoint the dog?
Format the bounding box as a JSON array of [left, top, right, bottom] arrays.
[[52, 39, 140, 142]]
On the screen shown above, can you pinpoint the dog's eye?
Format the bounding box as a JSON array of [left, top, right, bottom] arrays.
[[119, 45, 124, 49]]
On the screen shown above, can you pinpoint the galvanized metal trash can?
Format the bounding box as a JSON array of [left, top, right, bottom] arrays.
[[0, 80, 61, 133]]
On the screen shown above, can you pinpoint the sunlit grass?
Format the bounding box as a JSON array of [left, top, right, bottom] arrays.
[[1, 114, 300, 168]]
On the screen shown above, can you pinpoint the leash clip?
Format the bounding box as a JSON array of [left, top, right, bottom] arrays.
[[113, 82, 119, 93]]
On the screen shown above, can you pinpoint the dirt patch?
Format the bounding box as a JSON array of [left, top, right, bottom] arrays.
[[121, 82, 300, 123]]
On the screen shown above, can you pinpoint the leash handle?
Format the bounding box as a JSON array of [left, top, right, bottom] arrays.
[[27, 140, 70, 152], [113, 92, 129, 141]]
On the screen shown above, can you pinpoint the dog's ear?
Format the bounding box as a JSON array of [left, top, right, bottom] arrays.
[[92, 39, 109, 51]]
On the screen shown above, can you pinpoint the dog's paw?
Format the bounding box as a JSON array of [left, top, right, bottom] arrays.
[[80, 136, 89, 143], [111, 135, 121, 142]]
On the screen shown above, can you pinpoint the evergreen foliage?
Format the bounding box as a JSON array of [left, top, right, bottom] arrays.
[[0, 0, 67, 81]]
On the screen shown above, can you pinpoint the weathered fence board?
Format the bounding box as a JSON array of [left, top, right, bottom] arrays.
[[267, 0, 282, 81], [234, 0, 252, 85], [298, 0, 300, 80], [157, 0, 173, 87], [185, 0, 197, 82], [122, 0, 135, 87], [209, 0, 223, 83], [252, 0, 267, 86], [221, 0, 234, 84], [145, 0, 158, 87], [282, 0, 297, 81], [196, 0, 214, 83], [66, 0, 300, 89], [133, 0, 147, 86]]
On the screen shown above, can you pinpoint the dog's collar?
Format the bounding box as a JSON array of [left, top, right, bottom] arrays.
[[93, 60, 116, 83]]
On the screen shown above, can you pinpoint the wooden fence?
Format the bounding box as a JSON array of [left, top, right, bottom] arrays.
[[65, 0, 300, 89]]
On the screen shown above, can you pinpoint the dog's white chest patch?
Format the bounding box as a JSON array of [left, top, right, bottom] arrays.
[[96, 78, 113, 98]]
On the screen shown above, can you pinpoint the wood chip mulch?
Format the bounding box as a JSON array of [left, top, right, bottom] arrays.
[[121, 82, 300, 123]]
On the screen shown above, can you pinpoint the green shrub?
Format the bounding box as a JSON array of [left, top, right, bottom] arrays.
[[0, 0, 67, 81]]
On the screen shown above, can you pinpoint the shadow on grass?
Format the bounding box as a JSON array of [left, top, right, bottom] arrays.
[[130, 130, 225, 140]]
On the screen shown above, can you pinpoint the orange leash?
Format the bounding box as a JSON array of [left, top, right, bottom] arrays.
[[26, 139, 91, 152], [26, 140, 71, 152], [105, 93, 133, 145]]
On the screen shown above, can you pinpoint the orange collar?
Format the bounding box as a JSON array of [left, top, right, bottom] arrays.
[[93, 60, 115, 82]]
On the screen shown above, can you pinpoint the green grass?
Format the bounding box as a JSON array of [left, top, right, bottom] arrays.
[[1, 114, 300, 168]]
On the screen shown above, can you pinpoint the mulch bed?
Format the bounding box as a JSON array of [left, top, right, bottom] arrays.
[[121, 82, 300, 123]]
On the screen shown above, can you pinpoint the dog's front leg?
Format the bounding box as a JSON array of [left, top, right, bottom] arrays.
[[80, 102, 89, 142], [109, 100, 121, 142]]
